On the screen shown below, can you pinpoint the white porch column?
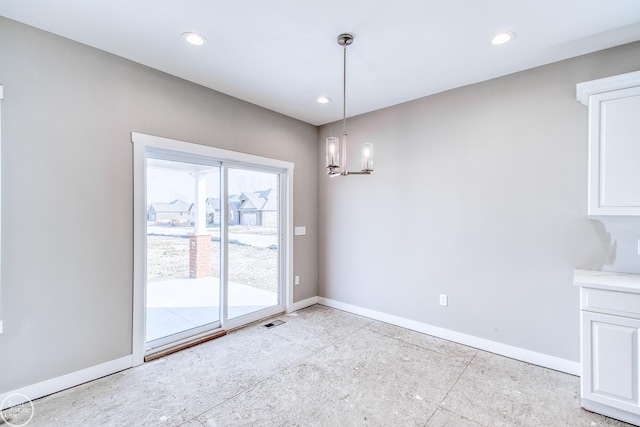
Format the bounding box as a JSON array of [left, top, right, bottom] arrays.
[[193, 172, 207, 234]]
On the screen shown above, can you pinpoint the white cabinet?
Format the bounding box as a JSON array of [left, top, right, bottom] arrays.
[[582, 312, 639, 412], [575, 269, 640, 426], [577, 71, 640, 216]]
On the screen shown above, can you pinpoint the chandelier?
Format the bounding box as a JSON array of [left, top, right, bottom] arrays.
[[326, 33, 374, 176]]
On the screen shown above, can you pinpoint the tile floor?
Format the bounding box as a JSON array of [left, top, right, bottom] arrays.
[[3, 305, 633, 426]]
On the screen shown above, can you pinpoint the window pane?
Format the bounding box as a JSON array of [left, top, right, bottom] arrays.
[[146, 159, 221, 342], [227, 168, 279, 319]]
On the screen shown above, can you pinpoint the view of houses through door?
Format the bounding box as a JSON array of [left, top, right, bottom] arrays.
[[143, 148, 284, 355]]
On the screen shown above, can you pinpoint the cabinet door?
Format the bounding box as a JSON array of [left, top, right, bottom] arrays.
[[588, 86, 640, 215], [582, 311, 640, 414]]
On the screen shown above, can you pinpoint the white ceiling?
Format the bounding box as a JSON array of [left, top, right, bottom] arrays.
[[2, 1, 640, 126]]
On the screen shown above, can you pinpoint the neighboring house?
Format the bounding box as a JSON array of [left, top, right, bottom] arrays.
[[228, 195, 243, 226], [204, 198, 221, 225], [147, 199, 193, 225], [148, 190, 277, 227], [238, 189, 278, 226], [205, 190, 277, 226]]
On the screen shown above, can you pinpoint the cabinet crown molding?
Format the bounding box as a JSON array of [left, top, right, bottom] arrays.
[[576, 70, 640, 106]]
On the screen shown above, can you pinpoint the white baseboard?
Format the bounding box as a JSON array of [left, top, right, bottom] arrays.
[[288, 296, 318, 312], [1, 296, 579, 411], [0, 355, 132, 409], [317, 297, 580, 376]]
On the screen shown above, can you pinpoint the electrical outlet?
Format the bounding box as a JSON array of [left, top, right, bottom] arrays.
[[439, 294, 448, 307], [295, 276, 300, 285]]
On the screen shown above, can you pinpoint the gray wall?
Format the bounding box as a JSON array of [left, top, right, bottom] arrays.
[[0, 17, 318, 393], [318, 41, 640, 363]]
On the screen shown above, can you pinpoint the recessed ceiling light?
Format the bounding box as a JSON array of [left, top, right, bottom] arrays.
[[491, 32, 515, 46], [182, 32, 206, 46], [317, 96, 332, 104]]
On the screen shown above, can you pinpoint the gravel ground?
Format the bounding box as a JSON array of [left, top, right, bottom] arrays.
[[147, 234, 278, 292]]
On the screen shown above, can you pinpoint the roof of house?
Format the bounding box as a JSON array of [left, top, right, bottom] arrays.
[[149, 199, 192, 212], [151, 190, 277, 214], [239, 189, 278, 212]]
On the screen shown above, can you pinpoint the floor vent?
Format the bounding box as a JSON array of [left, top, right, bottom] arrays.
[[263, 320, 285, 329]]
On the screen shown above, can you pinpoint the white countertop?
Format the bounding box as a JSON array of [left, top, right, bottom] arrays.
[[574, 269, 640, 294]]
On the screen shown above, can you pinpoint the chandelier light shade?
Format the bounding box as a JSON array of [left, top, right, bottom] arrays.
[[361, 143, 373, 172], [326, 136, 340, 169], [326, 33, 374, 177]]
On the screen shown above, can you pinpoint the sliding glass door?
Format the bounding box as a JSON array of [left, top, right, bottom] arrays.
[[142, 146, 285, 354]]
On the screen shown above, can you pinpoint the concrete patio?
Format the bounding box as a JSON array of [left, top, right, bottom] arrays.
[[146, 277, 278, 342]]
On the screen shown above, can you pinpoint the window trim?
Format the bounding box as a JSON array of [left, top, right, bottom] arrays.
[[131, 132, 294, 365]]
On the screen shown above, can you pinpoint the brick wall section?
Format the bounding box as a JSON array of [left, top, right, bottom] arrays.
[[189, 234, 211, 278]]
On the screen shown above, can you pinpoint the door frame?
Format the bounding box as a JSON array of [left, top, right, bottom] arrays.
[[132, 132, 294, 366]]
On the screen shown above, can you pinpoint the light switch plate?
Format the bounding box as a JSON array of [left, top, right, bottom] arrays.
[[295, 226, 306, 236]]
